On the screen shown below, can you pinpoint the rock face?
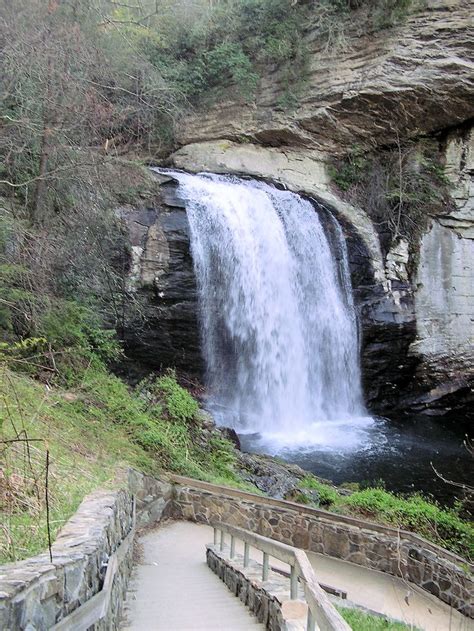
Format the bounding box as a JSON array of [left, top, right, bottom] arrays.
[[177, 0, 474, 155], [406, 126, 474, 415], [117, 176, 203, 376]]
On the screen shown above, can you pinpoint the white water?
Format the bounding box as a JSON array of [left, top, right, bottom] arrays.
[[161, 171, 373, 450]]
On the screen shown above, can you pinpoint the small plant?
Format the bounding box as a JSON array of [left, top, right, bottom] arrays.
[[140, 370, 199, 424]]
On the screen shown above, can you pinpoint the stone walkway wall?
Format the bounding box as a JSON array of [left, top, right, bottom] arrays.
[[0, 471, 173, 630], [207, 545, 308, 631], [171, 478, 473, 618], [1, 470, 471, 629]]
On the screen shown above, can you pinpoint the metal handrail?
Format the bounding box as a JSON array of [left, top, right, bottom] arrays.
[[212, 522, 351, 631]]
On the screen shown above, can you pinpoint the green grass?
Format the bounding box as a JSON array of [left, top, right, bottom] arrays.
[[337, 607, 416, 630], [297, 476, 473, 560], [0, 364, 256, 564]]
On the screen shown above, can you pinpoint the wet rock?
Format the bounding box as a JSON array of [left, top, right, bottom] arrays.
[[117, 180, 204, 376], [219, 427, 241, 451], [236, 452, 307, 500]]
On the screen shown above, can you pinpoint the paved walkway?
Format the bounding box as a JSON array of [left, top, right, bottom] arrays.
[[121, 521, 264, 630], [122, 522, 472, 631]]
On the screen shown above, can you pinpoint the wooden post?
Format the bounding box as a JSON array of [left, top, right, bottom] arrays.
[[230, 535, 235, 559], [262, 552, 269, 581], [220, 529, 225, 551], [213, 527, 218, 545], [290, 564, 298, 599], [244, 542, 249, 568]]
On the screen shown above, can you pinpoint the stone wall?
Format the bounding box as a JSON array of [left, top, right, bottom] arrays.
[[1, 471, 472, 627], [0, 471, 173, 631], [207, 546, 308, 631], [171, 477, 474, 618]]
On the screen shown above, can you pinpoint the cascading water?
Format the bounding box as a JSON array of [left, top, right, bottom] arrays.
[[161, 170, 373, 450]]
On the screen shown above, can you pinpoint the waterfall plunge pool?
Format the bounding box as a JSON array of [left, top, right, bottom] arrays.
[[240, 414, 472, 507]]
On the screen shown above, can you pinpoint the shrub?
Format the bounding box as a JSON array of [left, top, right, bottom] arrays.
[[300, 476, 340, 506], [141, 370, 199, 424], [296, 477, 473, 559], [328, 141, 453, 249], [342, 488, 474, 559]]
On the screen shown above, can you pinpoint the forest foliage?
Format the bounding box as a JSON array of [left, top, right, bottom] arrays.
[[0, 0, 415, 223]]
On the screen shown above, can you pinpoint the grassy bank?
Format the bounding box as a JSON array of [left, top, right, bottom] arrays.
[[337, 607, 415, 630], [0, 363, 254, 564], [299, 477, 474, 560], [2, 354, 473, 564]]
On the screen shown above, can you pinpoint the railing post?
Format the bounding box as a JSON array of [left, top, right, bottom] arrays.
[[220, 529, 225, 551], [243, 542, 249, 568], [230, 535, 235, 559], [262, 552, 269, 581], [213, 527, 218, 545], [307, 608, 316, 631], [290, 564, 298, 599]]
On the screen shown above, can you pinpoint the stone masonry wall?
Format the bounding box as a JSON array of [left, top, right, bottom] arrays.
[[171, 478, 473, 618], [207, 546, 308, 631], [0, 471, 173, 631], [1, 471, 471, 628]]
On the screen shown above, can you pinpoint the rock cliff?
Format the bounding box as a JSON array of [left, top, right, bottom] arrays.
[[176, 0, 474, 154], [116, 175, 203, 377], [162, 0, 473, 417], [119, 0, 472, 416]]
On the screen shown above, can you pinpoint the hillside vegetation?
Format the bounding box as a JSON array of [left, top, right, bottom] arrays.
[[0, 359, 256, 564]]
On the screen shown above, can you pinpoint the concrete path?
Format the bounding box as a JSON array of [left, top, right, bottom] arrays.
[[229, 530, 471, 631], [121, 521, 264, 630], [306, 551, 473, 631], [122, 522, 472, 631]]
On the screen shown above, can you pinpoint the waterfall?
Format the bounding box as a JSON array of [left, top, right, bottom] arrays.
[[161, 171, 372, 449]]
